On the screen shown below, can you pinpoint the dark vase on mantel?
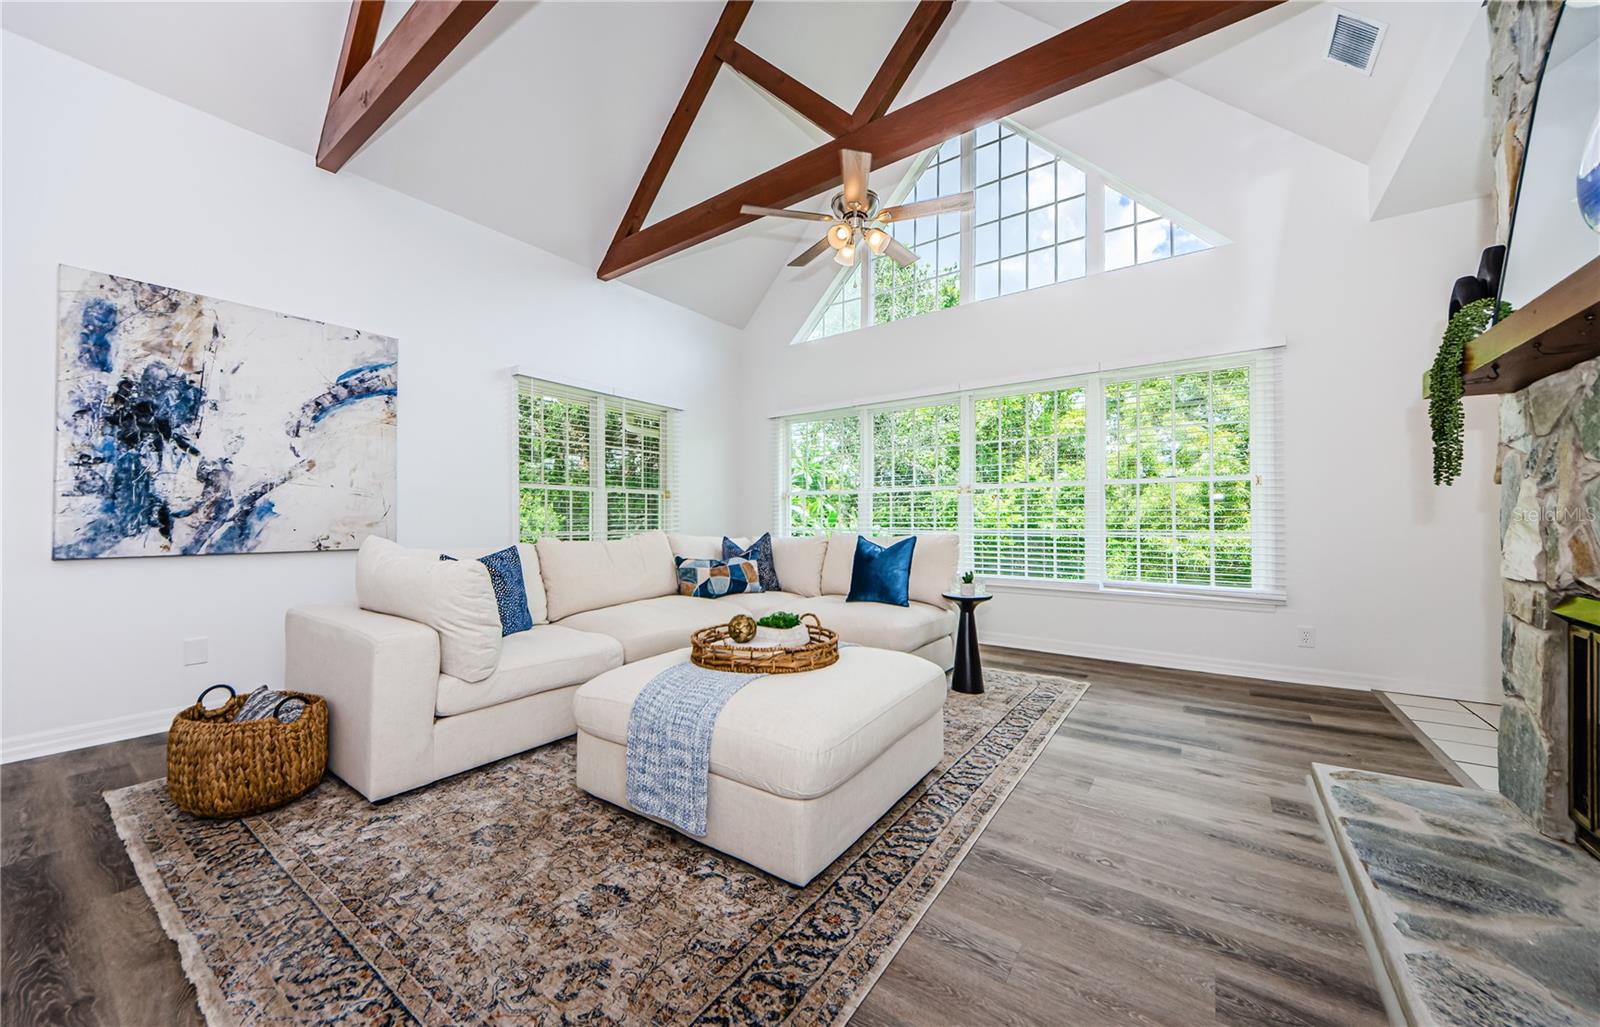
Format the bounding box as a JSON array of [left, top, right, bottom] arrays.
[[1447, 245, 1507, 318]]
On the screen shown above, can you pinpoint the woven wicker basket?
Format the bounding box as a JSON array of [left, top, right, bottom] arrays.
[[690, 612, 839, 674], [166, 685, 328, 818]]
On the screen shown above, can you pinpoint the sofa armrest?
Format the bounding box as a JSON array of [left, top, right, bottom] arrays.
[[285, 605, 440, 801]]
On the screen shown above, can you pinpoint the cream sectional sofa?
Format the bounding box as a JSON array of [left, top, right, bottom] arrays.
[[286, 530, 958, 801]]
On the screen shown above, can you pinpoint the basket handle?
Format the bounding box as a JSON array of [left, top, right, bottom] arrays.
[[196, 683, 235, 710], [800, 612, 822, 628]]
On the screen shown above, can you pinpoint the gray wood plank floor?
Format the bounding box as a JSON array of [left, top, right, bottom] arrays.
[[0, 647, 1454, 1026]]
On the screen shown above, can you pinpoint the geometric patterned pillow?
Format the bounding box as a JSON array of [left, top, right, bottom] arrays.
[[722, 532, 781, 592], [675, 556, 762, 598]]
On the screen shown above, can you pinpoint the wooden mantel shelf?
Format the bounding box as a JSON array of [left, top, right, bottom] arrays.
[[1451, 256, 1600, 396]]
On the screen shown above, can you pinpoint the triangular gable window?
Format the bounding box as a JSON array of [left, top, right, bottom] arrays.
[[802, 120, 1219, 342]]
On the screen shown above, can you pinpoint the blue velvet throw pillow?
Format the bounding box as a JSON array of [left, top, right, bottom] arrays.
[[847, 535, 916, 606], [439, 547, 533, 636], [722, 533, 781, 592]]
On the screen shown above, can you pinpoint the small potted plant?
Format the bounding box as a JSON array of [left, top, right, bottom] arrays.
[[959, 570, 977, 596], [754, 611, 811, 648]]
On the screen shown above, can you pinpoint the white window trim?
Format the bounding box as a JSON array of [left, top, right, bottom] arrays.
[[511, 372, 681, 542], [792, 120, 1229, 345], [773, 347, 1284, 606]]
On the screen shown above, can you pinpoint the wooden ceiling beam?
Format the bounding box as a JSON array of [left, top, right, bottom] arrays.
[[318, 0, 497, 172], [330, 0, 386, 103], [599, 1, 1280, 280], [851, 1, 953, 129], [606, 1, 753, 252], [718, 41, 854, 137]]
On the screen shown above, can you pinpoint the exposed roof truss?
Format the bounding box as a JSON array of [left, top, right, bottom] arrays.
[[598, 0, 1281, 281]]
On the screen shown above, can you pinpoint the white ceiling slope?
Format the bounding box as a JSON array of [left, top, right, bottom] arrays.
[[4, 1, 1494, 328]]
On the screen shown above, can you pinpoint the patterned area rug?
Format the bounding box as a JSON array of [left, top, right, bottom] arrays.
[[108, 669, 1086, 1026]]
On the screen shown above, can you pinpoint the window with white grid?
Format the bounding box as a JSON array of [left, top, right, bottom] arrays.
[[784, 414, 860, 537], [802, 120, 1215, 342], [807, 262, 861, 341], [972, 386, 1088, 580], [514, 376, 678, 542], [1104, 188, 1210, 271], [973, 122, 1087, 300], [517, 385, 593, 541], [1103, 366, 1254, 588], [871, 403, 962, 533], [873, 138, 962, 326], [774, 349, 1282, 601], [603, 401, 667, 539]]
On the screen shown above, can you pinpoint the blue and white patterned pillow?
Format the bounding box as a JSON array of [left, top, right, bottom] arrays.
[[440, 546, 533, 636], [723, 533, 781, 592], [675, 556, 762, 598]]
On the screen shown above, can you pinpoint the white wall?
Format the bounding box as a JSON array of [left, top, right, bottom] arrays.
[[1, 29, 1508, 762], [733, 76, 1503, 699], [0, 34, 743, 758]]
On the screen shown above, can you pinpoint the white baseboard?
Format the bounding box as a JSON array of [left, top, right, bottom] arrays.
[[982, 631, 1488, 701], [1, 705, 180, 765]]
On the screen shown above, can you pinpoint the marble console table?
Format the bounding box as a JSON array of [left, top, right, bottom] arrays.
[[1310, 765, 1598, 1026]]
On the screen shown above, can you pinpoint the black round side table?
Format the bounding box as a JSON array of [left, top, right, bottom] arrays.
[[943, 591, 993, 694]]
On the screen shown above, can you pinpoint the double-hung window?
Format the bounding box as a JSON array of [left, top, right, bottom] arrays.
[[775, 349, 1283, 601], [515, 376, 678, 542]]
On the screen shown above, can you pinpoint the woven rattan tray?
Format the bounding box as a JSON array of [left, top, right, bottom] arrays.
[[689, 612, 838, 674]]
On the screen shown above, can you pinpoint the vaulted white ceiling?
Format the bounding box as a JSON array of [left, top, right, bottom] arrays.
[[3, 1, 1490, 327]]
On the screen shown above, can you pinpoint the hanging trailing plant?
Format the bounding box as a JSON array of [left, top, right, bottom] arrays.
[[1429, 297, 1512, 486]]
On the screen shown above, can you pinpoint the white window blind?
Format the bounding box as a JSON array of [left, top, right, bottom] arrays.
[[773, 348, 1284, 601], [515, 376, 679, 542]]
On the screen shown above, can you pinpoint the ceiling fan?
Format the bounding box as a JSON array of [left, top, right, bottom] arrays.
[[741, 149, 975, 269]]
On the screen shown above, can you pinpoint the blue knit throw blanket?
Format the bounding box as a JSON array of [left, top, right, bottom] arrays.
[[625, 661, 765, 837]]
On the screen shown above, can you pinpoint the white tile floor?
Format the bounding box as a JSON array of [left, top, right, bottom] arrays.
[[1384, 692, 1501, 790]]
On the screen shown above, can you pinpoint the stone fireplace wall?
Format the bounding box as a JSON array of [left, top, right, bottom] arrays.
[[1488, 0, 1595, 836], [1498, 362, 1600, 834]]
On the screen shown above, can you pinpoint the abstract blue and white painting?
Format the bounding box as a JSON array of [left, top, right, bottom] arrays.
[[53, 266, 398, 559]]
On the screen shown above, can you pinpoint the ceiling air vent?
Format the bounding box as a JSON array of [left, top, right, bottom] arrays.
[[1325, 10, 1385, 74]]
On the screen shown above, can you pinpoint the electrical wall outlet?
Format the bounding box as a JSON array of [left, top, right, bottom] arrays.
[[1296, 626, 1317, 649], [183, 637, 209, 666]]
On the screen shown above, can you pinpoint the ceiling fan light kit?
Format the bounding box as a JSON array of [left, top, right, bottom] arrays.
[[742, 148, 975, 271]]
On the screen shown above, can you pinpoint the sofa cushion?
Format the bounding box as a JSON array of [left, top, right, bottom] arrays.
[[435, 625, 623, 717], [441, 546, 534, 636], [791, 595, 955, 652], [821, 533, 958, 608], [574, 647, 946, 800], [537, 531, 677, 621], [557, 595, 732, 662], [771, 536, 826, 597], [717, 590, 808, 617], [667, 533, 745, 560], [356, 536, 502, 683], [422, 543, 548, 624]]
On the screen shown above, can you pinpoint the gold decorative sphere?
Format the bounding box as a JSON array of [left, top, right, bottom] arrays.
[[728, 614, 757, 643]]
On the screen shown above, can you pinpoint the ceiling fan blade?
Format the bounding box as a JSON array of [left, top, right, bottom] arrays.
[[884, 235, 919, 268], [878, 192, 975, 223], [788, 236, 834, 268], [840, 150, 871, 210], [741, 204, 833, 222]]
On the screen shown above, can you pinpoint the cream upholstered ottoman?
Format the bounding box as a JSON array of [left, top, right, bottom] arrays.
[[573, 646, 946, 886]]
